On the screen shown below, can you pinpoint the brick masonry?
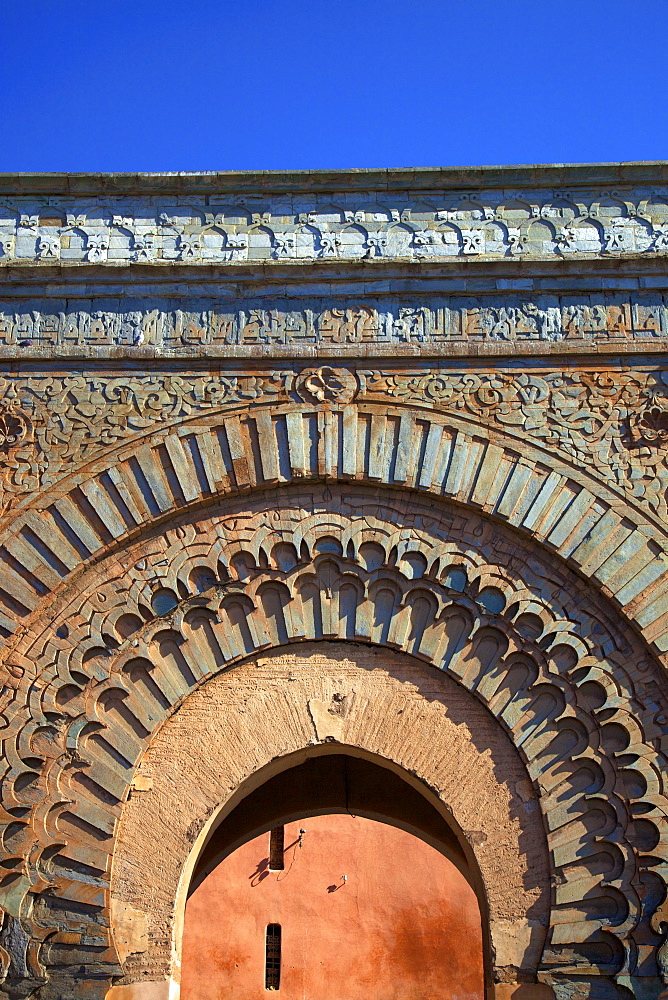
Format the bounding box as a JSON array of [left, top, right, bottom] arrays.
[[0, 166, 667, 1000]]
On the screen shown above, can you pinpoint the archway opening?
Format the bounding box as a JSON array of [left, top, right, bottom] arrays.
[[112, 642, 551, 996], [180, 752, 486, 1000], [182, 814, 484, 1000]]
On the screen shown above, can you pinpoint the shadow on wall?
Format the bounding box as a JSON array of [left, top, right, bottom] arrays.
[[181, 813, 486, 1000]]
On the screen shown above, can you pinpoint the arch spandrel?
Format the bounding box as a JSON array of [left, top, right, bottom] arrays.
[[1, 398, 668, 665], [0, 487, 666, 998]]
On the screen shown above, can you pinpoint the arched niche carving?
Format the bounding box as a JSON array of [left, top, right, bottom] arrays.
[[0, 486, 666, 999]]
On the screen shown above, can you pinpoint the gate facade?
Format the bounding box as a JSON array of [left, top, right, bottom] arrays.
[[0, 165, 667, 999]]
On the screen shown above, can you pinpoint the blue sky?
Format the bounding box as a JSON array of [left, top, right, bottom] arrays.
[[2, 0, 667, 172]]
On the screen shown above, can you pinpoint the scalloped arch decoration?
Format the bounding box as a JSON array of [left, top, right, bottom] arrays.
[[1, 401, 668, 669], [1, 487, 667, 998]]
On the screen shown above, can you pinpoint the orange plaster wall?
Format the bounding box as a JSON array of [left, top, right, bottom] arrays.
[[181, 814, 485, 1000]]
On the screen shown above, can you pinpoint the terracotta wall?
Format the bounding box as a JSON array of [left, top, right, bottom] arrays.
[[181, 814, 484, 1000]]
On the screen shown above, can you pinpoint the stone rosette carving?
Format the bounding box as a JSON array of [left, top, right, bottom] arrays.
[[295, 366, 359, 403], [630, 394, 668, 447]]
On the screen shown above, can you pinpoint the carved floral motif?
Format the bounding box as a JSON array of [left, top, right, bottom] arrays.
[[0, 373, 281, 515], [0, 405, 30, 453], [630, 396, 668, 447], [295, 366, 358, 403], [365, 368, 668, 519], [0, 366, 667, 523]]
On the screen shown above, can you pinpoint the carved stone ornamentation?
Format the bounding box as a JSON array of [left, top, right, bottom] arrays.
[[294, 366, 359, 403], [0, 292, 666, 351], [1, 165, 668, 999], [630, 395, 668, 447], [0, 167, 666, 266], [0, 487, 666, 997], [36, 234, 59, 260], [0, 404, 31, 453], [4, 364, 668, 534], [652, 900, 668, 991]]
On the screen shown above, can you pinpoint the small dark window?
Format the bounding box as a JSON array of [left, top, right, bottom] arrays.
[[265, 923, 281, 990], [269, 826, 284, 870]]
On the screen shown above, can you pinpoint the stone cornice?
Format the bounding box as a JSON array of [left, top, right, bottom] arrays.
[[3, 161, 668, 195]]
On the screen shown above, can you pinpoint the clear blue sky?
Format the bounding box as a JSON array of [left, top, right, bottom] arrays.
[[2, 0, 667, 172]]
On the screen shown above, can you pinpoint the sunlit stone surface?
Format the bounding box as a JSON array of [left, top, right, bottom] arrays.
[[0, 166, 667, 1000]]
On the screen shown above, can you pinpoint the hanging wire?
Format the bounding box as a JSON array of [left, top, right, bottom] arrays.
[[275, 827, 305, 882]]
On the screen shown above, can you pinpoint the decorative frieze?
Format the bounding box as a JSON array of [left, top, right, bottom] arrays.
[[6, 185, 668, 266], [1, 291, 668, 349], [2, 364, 668, 523]]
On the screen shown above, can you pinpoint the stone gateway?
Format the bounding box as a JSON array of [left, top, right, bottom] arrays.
[[0, 164, 667, 1000]]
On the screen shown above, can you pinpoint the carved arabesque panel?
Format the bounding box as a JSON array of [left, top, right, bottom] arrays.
[[0, 365, 667, 530]]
